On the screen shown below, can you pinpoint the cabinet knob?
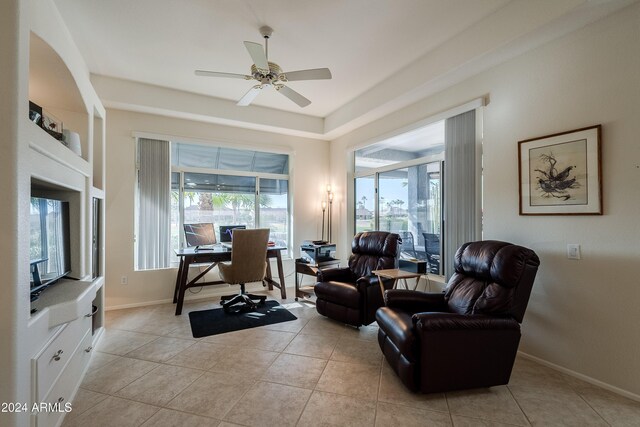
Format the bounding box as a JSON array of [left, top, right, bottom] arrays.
[[53, 349, 63, 361], [85, 346, 93, 353]]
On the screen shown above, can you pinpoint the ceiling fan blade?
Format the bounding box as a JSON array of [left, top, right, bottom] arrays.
[[243, 41, 269, 71], [195, 70, 251, 79], [277, 85, 311, 107], [281, 68, 332, 82], [237, 85, 262, 106]]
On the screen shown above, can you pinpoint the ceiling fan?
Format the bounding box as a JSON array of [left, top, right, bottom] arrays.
[[195, 26, 332, 108]]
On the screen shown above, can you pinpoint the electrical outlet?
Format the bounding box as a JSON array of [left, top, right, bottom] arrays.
[[567, 244, 581, 260], [120, 276, 128, 285]]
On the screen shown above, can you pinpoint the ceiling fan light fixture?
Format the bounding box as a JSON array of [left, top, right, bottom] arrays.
[[250, 62, 282, 81], [195, 25, 331, 108]]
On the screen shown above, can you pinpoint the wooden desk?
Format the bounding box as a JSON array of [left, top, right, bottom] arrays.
[[372, 268, 424, 297], [172, 245, 287, 315]]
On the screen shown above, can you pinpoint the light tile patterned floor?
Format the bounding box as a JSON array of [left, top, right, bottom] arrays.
[[62, 291, 640, 426]]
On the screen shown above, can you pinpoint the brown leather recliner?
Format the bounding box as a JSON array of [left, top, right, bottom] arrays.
[[314, 231, 401, 327], [376, 240, 540, 393]]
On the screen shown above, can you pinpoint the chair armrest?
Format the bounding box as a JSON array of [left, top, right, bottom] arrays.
[[384, 289, 447, 312], [412, 312, 520, 332], [317, 267, 354, 283], [355, 274, 395, 292]]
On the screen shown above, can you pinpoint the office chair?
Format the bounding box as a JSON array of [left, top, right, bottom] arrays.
[[219, 228, 270, 313], [398, 231, 417, 258], [422, 232, 441, 274]]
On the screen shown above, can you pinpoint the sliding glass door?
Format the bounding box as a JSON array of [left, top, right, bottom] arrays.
[[354, 160, 443, 275]]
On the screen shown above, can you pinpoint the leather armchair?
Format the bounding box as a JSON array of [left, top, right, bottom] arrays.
[[314, 231, 401, 327], [376, 240, 540, 393]]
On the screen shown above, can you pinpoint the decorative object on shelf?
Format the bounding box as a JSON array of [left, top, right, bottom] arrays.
[[63, 129, 82, 157], [518, 125, 602, 215], [41, 109, 64, 142], [29, 101, 43, 126]]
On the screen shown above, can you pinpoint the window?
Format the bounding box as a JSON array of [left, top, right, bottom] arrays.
[[136, 139, 290, 270], [354, 107, 479, 277], [259, 178, 289, 246]]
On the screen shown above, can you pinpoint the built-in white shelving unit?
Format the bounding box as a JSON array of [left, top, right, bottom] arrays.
[[27, 23, 106, 427]]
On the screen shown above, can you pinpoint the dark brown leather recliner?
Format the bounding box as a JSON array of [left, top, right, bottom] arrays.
[[314, 231, 401, 327], [376, 240, 540, 393]]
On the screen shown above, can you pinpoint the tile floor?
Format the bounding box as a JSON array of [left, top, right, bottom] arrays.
[[62, 291, 640, 427]]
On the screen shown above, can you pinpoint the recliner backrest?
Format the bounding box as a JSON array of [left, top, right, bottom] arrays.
[[348, 231, 401, 279], [444, 240, 540, 323]]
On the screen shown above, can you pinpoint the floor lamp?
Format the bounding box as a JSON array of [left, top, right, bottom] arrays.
[[321, 201, 327, 241], [328, 191, 334, 243]]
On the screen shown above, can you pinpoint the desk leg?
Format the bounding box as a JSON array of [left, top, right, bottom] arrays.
[[265, 260, 274, 290], [175, 257, 191, 315], [276, 250, 286, 299], [173, 258, 184, 303]]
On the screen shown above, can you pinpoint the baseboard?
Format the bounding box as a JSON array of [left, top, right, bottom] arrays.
[[105, 284, 295, 311], [517, 351, 640, 403]]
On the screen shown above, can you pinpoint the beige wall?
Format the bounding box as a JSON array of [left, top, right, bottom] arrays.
[[330, 3, 640, 396], [105, 109, 330, 308]]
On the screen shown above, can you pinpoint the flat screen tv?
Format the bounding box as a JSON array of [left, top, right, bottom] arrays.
[[30, 197, 71, 299], [183, 223, 216, 248], [219, 225, 246, 243]]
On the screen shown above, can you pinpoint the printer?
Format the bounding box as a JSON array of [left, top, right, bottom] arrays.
[[300, 241, 336, 264]]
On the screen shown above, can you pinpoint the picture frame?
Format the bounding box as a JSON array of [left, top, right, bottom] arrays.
[[518, 125, 602, 215], [29, 101, 43, 126]]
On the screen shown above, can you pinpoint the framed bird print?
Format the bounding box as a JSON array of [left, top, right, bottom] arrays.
[[518, 125, 602, 215]]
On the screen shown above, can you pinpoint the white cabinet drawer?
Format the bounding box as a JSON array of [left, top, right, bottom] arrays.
[[35, 329, 93, 427], [33, 312, 91, 401]]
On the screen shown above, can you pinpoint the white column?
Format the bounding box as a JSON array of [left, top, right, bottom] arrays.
[[0, 0, 31, 425]]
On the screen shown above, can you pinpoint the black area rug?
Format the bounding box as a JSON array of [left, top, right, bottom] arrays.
[[188, 300, 297, 338]]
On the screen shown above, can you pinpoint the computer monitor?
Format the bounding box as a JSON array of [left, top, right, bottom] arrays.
[[219, 225, 246, 243], [184, 223, 216, 248]]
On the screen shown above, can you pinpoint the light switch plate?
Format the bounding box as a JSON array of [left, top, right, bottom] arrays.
[[567, 244, 581, 260]]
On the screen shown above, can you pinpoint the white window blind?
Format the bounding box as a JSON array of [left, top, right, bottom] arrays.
[[136, 138, 171, 270], [444, 109, 477, 279]]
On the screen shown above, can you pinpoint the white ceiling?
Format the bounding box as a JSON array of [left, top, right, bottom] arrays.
[[53, 0, 508, 116], [52, 0, 636, 139]]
